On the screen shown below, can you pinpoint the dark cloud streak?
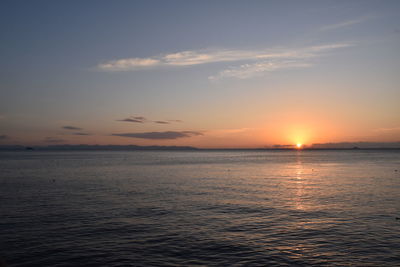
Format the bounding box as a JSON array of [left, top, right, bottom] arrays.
[[112, 131, 203, 140], [63, 126, 82, 130], [117, 116, 182, 124], [117, 116, 147, 123]]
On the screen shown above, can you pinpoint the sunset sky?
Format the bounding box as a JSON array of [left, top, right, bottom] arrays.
[[1, 0, 399, 148]]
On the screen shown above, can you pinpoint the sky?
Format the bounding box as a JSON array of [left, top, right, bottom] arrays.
[[0, 0, 399, 148]]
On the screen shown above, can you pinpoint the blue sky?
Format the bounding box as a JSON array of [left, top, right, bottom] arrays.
[[1, 0, 399, 147]]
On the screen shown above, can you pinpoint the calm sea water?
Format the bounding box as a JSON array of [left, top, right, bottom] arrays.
[[1, 150, 400, 266]]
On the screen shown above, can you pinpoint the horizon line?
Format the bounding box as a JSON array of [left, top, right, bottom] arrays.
[[1, 143, 400, 151]]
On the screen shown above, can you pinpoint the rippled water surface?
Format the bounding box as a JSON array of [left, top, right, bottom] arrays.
[[1, 150, 400, 266]]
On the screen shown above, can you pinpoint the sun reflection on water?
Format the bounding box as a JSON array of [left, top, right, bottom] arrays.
[[294, 151, 305, 211]]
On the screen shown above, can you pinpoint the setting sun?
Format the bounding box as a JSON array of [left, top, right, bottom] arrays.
[[296, 143, 302, 149]]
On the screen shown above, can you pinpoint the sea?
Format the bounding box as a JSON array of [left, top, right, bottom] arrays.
[[1, 150, 399, 266]]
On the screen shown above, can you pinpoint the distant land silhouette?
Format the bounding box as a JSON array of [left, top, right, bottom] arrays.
[[0, 142, 399, 151], [0, 145, 198, 151], [309, 142, 400, 149]]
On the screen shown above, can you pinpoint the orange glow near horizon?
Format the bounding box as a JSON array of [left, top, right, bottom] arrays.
[[296, 143, 303, 149]]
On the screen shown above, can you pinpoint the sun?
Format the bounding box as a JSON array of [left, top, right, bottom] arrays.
[[296, 143, 303, 149]]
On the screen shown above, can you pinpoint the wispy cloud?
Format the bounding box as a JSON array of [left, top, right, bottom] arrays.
[[63, 126, 82, 130], [72, 132, 91, 136], [112, 131, 203, 140], [98, 43, 353, 80], [153, 121, 170, 124], [210, 44, 352, 80], [99, 50, 260, 71], [101, 58, 160, 70], [97, 43, 351, 71], [319, 16, 374, 32], [117, 116, 182, 124], [209, 61, 312, 80], [117, 116, 147, 123]]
